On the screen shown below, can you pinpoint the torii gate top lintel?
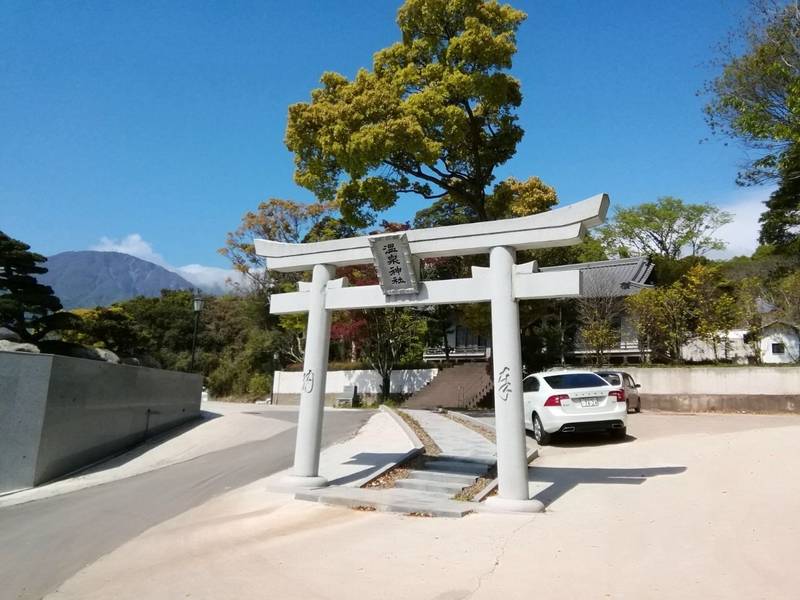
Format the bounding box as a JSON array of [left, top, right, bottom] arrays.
[[255, 193, 609, 273]]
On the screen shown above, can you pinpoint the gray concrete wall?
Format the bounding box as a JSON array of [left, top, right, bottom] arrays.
[[641, 394, 800, 414], [0, 353, 53, 493], [0, 351, 202, 493], [623, 366, 800, 414], [624, 366, 800, 396]]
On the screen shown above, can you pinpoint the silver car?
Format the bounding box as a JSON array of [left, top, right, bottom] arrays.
[[595, 370, 641, 413]]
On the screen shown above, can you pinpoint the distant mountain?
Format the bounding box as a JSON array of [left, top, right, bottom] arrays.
[[40, 251, 195, 309]]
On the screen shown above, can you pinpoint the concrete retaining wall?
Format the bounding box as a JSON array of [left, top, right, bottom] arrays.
[[624, 366, 800, 395], [641, 394, 800, 414], [0, 351, 202, 494], [623, 366, 800, 413], [272, 368, 438, 405]]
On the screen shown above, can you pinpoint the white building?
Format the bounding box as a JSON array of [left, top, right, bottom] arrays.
[[680, 321, 799, 364], [759, 321, 800, 364]]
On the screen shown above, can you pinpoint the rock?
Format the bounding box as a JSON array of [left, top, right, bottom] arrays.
[[0, 327, 22, 342], [0, 340, 40, 353], [130, 354, 161, 369], [36, 340, 119, 363], [94, 348, 120, 364], [120, 355, 162, 368]]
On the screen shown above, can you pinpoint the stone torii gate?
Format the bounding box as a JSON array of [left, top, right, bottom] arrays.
[[256, 193, 610, 512]]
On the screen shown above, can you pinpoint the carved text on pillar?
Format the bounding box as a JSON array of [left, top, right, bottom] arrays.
[[497, 366, 512, 402], [302, 370, 314, 393]]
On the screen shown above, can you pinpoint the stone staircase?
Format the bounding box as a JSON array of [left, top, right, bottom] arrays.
[[394, 455, 493, 496], [296, 409, 499, 517], [404, 363, 493, 409]]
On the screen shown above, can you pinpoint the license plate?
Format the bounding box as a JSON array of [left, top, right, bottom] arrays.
[[580, 399, 599, 407]]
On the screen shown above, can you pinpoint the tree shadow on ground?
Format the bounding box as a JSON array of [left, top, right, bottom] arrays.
[[326, 451, 417, 487], [528, 465, 687, 507]]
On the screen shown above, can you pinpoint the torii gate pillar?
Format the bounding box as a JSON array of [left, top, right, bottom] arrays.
[[284, 263, 335, 488], [485, 246, 544, 512]]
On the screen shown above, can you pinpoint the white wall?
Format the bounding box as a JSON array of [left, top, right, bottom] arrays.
[[681, 330, 751, 364], [624, 366, 800, 395], [272, 368, 438, 397]]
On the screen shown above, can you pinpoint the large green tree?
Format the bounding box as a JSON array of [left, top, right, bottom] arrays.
[[705, 1, 800, 185], [360, 307, 427, 399], [705, 2, 800, 253], [0, 231, 79, 342], [62, 306, 147, 357], [600, 197, 733, 260], [626, 264, 743, 364], [219, 198, 331, 292], [759, 145, 800, 252], [285, 0, 545, 226], [121, 290, 198, 368]]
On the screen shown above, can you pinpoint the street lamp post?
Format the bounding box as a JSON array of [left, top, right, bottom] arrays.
[[190, 291, 204, 372]]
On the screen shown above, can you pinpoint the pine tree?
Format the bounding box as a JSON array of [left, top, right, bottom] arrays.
[[0, 231, 78, 342]]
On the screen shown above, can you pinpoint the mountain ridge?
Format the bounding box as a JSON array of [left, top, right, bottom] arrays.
[[40, 251, 196, 309]]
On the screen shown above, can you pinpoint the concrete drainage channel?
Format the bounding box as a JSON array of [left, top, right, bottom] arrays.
[[295, 407, 537, 518]]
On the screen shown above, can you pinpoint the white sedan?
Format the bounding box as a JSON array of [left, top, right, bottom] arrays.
[[523, 370, 628, 445]]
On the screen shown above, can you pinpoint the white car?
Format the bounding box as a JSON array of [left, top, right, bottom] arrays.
[[523, 370, 628, 445]]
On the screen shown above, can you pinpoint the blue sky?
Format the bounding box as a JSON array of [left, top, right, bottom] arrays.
[[1, 0, 769, 288]]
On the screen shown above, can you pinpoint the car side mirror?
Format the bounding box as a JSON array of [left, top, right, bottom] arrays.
[[635, 383, 641, 388]]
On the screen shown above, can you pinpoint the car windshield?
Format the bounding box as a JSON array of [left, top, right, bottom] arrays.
[[544, 373, 609, 389], [597, 372, 621, 385]]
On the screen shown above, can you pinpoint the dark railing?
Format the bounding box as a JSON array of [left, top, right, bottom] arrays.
[[423, 345, 489, 360], [572, 340, 642, 353]]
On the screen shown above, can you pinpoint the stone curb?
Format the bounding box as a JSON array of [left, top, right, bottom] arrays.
[[295, 487, 473, 518], [379, 405, 425, 451], [346, 406, 423, 488]]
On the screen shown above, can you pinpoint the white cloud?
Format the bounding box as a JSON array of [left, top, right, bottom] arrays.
[[175, 264, 246, 293], [709, 189, 773, 259], [91, 233, 168, 266], [90, 234, 245, 294]]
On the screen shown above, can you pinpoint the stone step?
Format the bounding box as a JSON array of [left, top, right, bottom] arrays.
[[295, 487, 473, 518], [424, 459, 490, 476], [394, 478, 467, 495], [435, 454, 496, 466], [406, 470, 477, 485]]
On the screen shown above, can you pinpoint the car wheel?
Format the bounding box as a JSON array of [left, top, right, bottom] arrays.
[[635, 400, 641, 413], [610, 426, 627, 440], [533, 413, 552, 446]]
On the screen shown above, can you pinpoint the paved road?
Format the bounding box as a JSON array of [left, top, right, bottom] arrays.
[[0, 408, 372, 600]]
